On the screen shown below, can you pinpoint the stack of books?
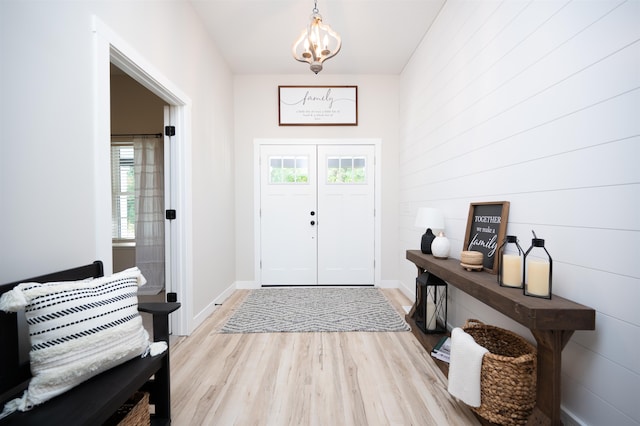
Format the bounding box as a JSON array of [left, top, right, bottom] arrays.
[[431, 336, 451, 363]]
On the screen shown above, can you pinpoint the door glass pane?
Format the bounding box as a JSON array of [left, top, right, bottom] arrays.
[[295, 157, 309, 182], [327, 156, 366, 183], [269, 156, 309, 183]]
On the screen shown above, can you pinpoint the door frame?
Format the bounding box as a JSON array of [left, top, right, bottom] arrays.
[[93, 16, 193, 335], [253, 138, 382, 287]]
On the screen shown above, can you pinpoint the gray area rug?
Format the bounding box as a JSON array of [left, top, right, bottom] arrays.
[[220, 287, 410, 333]]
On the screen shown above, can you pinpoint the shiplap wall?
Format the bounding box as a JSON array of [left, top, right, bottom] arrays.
[[398, 0, 639, 424]]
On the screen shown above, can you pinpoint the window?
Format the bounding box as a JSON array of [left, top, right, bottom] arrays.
[[111, 145, 135, 240], [327, 156, 366, 183], [269, 156, 309, 183]]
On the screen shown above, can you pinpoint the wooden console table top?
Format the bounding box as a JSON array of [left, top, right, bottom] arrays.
[[406, 249, 596, 426], [406, 250, 595, 331]]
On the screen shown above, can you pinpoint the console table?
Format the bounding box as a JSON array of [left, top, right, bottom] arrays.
[[405, 250, 595, 426]]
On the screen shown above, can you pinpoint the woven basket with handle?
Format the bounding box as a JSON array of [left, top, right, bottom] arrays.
[[462, 319, 537, 426]]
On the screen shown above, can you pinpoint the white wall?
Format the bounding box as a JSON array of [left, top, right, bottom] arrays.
[[233, 75, 400, 286], [3, 1, 638, 421], [398, 1, 639, 425], [0, 1, 235, 333]]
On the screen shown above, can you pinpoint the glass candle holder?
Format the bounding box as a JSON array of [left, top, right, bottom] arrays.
[[523, 235, 552, 299], [498, 235, 524, 288]]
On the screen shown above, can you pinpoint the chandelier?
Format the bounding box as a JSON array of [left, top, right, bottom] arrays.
[[292, 0, 342, 74]]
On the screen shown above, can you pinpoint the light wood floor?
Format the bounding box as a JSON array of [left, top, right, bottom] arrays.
[[169, 289, 479, 425]]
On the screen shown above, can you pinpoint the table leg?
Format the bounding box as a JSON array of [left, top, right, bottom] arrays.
[[530, 330, 574, 426]]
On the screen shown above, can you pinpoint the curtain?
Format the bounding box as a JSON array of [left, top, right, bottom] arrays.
[[134, 137, 165, 295]]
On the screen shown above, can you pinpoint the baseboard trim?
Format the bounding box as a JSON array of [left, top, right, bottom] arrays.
[[398, 280, 414, 300], [377, 279, 399, 288], [560, 405, 587, 426], [236, 280, 260, 289], [191, 281, 236, 332]]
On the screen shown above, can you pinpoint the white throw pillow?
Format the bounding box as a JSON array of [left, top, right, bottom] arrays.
[[0, 267, 166, 418]]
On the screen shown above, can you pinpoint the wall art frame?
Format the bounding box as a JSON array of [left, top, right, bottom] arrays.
[[463, 201, 510, 274], [278, 85, 358, 126]]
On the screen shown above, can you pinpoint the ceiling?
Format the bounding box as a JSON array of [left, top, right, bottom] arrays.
[[189, 0, 446, 75]]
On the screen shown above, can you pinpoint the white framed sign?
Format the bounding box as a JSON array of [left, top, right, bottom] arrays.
[[278, 86, 358, 126]]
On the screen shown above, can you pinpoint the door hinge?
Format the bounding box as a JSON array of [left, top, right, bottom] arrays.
[[166, 209, 177, 220], [165, 126, 176, 136]]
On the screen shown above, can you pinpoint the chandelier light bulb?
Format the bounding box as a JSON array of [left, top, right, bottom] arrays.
[[322, 35, 330, 54], [303, 39, 311, 58]]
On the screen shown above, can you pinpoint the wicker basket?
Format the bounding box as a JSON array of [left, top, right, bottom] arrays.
[[103, 392, 150, 426], [462, 319, 537, 426]]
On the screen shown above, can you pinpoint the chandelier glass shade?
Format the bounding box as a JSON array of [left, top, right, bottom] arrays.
[[292, 2, 341, 74]]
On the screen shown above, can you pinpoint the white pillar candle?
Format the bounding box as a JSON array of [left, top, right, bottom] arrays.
[[502, 254, 522, 287], [426, 299, 437, 330], [527, 260, 550, 297]]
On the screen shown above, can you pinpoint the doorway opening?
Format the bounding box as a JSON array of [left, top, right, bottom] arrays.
[[110, 64, 167, 310], [93, 16, 193, 335]]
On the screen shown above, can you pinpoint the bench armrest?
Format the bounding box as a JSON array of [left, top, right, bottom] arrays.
[[138, 302, 181, 342]]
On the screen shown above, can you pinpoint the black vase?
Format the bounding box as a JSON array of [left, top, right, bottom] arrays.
[[421, 228, 436, 254]]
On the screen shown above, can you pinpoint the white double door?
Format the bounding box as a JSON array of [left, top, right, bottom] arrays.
[[260, 144, 375, 286]]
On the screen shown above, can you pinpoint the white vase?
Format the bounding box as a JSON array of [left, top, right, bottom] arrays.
[[431, 232, 451, 259]]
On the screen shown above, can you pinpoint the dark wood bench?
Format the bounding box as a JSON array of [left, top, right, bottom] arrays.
[[0, 261, 180, 426]]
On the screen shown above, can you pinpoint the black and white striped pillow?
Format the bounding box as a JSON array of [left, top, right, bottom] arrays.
[[0, 267, 157, 414]]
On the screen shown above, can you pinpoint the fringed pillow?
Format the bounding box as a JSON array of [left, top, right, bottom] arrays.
[[0, 267, 166, 418]]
